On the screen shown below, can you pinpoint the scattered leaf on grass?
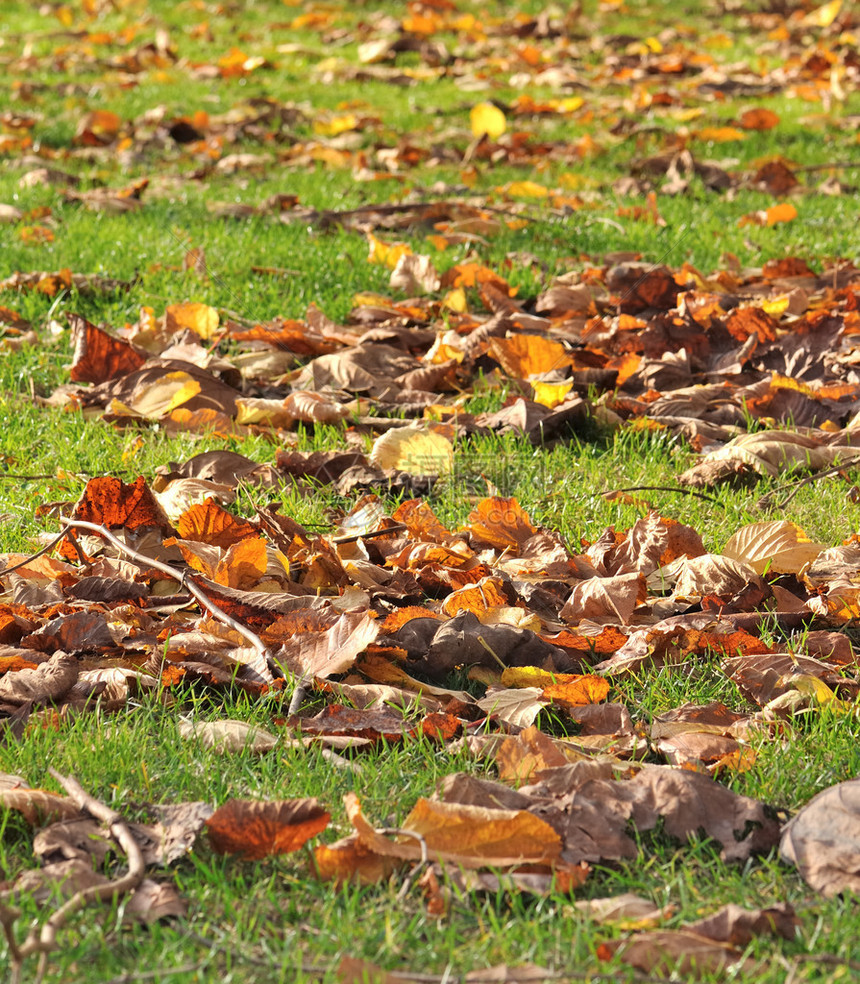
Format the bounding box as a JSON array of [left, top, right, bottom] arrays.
[[206, 798, 330, 860], [780, 777, 860, 896]]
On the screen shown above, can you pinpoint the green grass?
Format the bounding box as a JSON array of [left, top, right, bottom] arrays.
[[2, 0, 860, 981]]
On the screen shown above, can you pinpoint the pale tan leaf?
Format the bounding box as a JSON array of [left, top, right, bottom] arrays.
[[178, 719, 279, 754], [477, 687, 544, 729], [722, 521, 825, 575], [370, 426, 453, 476], [0, 652, 78, 705], [0, 788, 80, 826], [780, 778, 860, 896]]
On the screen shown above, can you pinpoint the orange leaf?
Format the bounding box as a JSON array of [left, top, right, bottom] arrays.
[[314, 834, 399, 886], [695, 126, 746, 143], [488, 335, 571, 378], [403, 797, 562, 867], [69, 314, 146, 384], [542, 674, 611, 707], [214, 535, 269, 589], [165, 302, 219, 339], [206, 798, 329, 859], [467, 497, 538, 553], [177, 500, 258, 548], [739, 108, 779, 130], [441, 577, 515, 617]]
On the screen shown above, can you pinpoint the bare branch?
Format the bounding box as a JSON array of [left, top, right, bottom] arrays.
[[9, 772, 148, 984]]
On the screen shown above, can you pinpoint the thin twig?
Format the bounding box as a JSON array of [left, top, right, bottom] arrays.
[[756, 463, 857, 511], [94, 961, 211, 984], [793, 161, 860, 173], [10, 771, 147, 984], [602, 485, 721, 505], [378, 828, 429, 901], [58, 518, 270, 663], [0, 473, 56, 480], [0, 527, 71, 577], [789, 952, 860, 973], [332, 522, 407, 545]]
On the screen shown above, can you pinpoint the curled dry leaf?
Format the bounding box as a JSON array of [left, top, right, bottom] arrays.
[[206, 797, 330, 860], [123, 879, 188, 924], [678, 430, 860, 487], [779, 777, 860, 896], [273, 608, 380, 680], [342, 791, 562, 869], [389, 252, 441, 294], [0, 652, 79, 705], [0, 787, 80, 826], [13, 859, 109, 903], [402, 797, 563, 868], [314, 834, 402, 886], [177, 719, 279, 754], [574, 892, 672, 928], [599, 929, 753, 977], [370, 426, 454, 476]]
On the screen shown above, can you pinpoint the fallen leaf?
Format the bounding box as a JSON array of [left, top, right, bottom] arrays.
[[206, 798, 330, 859], [780, 778, 860, 896]]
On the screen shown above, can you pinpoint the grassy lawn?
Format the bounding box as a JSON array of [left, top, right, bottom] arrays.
[[2, 0, 860, 981]]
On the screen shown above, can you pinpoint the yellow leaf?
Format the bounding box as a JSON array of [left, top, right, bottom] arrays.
[[442, 287, 467, 312], [367, 233, 411, 269], [127, 372, 202, 418], [501, 180, 550, 199], [501, 666, 559, 689], [785, 674, 838, 704], [761, 295, 790, 316], [470, 102, 506, 140], [695, 126, 747, 142], [803, 0, 841, 27], [370, 426, 453, 476], [312, 114, 359, 137], [166, 302, 219, 339], [352, 292, 394, 307], [553, 96, 584, 114], [532, 380, 574, 408]]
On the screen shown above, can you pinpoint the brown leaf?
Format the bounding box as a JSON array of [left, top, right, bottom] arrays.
[[0, 787, 80, 826], [402, 797, 562, 867], [494, 725, 579, 782], [177, 500, 258, 547], [0, 652, 79, 705], [13, 859, 108, 902], [206, 798, 330, 860], [69, 314, 146, 384], [599, 930, 751, 977], [338, 957, 400, 984], [178, 719, 279, 754], [560, 573, 646, 625], [293, 704, 412, 742], [557, 765, 779, 864], [272, 609, 380, 680], [780, 778, 860, 896], [124, 879, 187, 924], [314, 834, 401, 886], [149, 801, 215, 865], [61, 475, 174, 561], [685, 903, 798, 945]]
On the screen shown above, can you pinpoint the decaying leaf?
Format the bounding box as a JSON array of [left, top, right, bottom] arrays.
[[206, 798, 330, 860], [178, 719, 279, 754], [780, 778, 860, 896]]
